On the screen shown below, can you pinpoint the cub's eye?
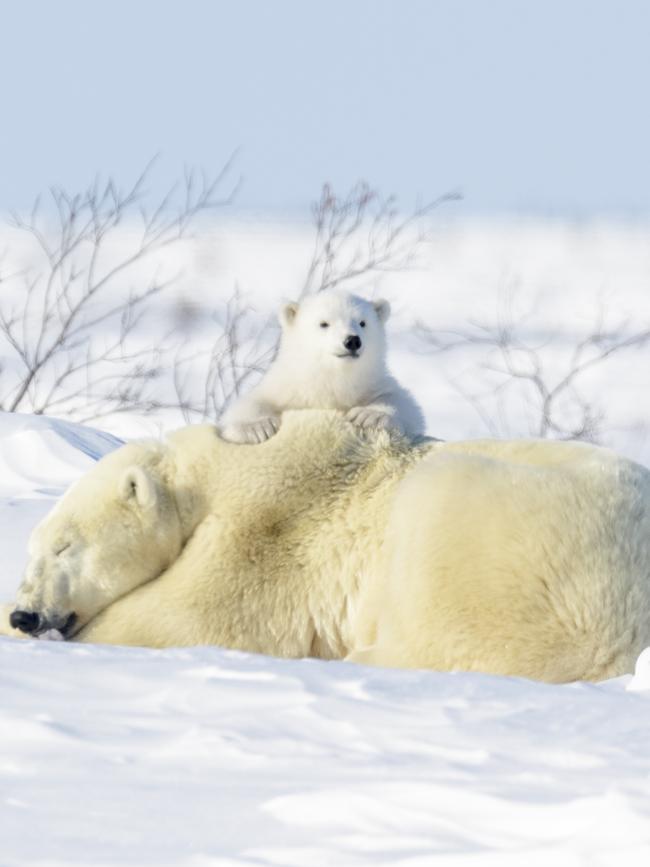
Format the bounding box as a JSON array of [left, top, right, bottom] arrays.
[[359, 320, 366, 327], [320, 322, 329, 328], [54, 543, 70, 557]]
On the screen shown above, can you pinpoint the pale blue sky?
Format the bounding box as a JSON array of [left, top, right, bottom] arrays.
[[2, 0, 649, 218]]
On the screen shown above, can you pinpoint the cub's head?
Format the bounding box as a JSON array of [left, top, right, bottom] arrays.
[[10, 442, 183, 638], [279, 290, 390, 371]]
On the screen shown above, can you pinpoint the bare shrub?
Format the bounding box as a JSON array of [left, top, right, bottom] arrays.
[[1, 157, 239, 421], [171, 287, 276, 423], [417, 294, 650, 441], [302, 181, 461, 295]]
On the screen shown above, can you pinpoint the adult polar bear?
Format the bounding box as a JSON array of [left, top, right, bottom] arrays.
[[5, 411, 650, 682]]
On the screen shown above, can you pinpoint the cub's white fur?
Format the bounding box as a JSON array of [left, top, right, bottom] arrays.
[[220, 290, 424, 443]]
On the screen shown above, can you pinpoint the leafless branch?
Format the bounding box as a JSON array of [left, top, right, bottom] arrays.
[[417, 296, 650, 441], [170, 286, 276, 424], [302, 181, 461, 295], [1, 157, 239, 419]]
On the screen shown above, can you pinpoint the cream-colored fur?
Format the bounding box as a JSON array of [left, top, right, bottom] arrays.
[[4, 412, 650, 682]]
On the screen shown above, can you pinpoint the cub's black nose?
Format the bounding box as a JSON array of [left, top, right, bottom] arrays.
[[10, 610, 40, 634], [343, 335, 362, 352]]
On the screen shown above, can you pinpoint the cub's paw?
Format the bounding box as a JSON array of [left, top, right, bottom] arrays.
[[221, 416, 280, 444], [346, 405, 396, 432]]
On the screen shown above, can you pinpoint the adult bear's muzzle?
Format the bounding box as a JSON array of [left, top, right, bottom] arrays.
[[10, 608, 77, 637], [10, 609, 40, 634]]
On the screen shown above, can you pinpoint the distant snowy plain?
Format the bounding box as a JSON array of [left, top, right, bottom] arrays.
[[2, 220, 650, 864]]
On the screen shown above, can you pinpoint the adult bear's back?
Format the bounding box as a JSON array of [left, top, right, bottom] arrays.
[[351, 437, 650, 682]]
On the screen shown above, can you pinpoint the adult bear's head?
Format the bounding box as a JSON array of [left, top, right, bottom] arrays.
[[11, 440, 184, 638]]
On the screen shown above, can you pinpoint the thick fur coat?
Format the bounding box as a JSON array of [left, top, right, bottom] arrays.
[[4, 412, 650, 682]]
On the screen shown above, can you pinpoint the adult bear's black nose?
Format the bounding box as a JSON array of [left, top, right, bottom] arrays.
[[343, 335, 362, 352], [10, 610, 40, 634]]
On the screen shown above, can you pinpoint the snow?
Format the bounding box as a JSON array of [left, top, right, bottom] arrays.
[[627, 646, 650, 693], [2, 628, 650, 866], [2, 221, 650, 863]]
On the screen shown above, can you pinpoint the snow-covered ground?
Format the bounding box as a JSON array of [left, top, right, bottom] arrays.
[[3, 627, 650, 867], [2, 219, 650, 864]]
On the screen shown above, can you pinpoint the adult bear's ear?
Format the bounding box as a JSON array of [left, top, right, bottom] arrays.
[[373, 298, 391, 323], [118, 466, 157, 509], [280, 301, 299, 327]]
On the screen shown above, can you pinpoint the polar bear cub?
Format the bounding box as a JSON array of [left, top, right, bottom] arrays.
[[220, 290, 425, 443]]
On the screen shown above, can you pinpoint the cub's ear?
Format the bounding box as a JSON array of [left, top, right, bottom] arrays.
[[118, 466, 158, 509], [280, 301, 299, 327], [373, 298, 391, 323]]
